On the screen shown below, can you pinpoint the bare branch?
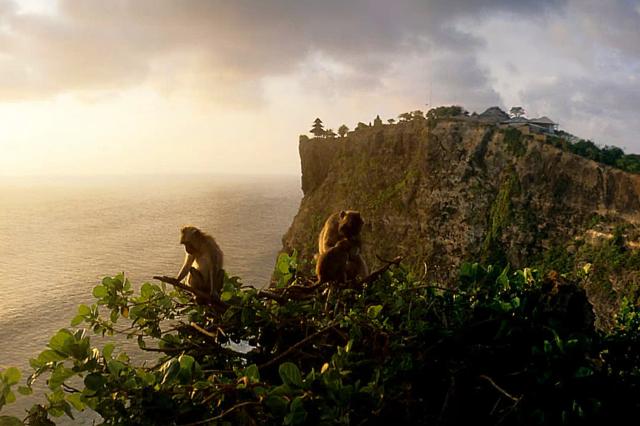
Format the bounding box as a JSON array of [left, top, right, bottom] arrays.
[[153, 275, 209, 299], [354, 256, 403, 287], [153, 275, 228, 312], [179, 401, 261, 426], [189, 322, 217, 340], [259, 323, 337, 370], [479, 375, 521, 402]]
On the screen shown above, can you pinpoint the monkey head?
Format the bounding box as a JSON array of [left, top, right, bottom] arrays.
[[180, 226, 203, 255], [338, 210, 364, 239]]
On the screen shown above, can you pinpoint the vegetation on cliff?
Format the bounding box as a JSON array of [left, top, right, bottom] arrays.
[[3, 257, 640, 425], [287, 111, 640, 330]]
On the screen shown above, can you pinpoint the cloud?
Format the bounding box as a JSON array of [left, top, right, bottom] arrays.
[[521, 75, 640, 147], [2, 0, 640, 153], [0, 0, 564, 103]]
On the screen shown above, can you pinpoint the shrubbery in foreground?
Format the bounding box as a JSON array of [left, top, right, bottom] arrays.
[[2, 258, 640, 425]]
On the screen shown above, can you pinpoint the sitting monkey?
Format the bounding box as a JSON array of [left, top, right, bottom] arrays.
[[316, 239, 352, 284], [318, 210, 369, 279], [176, 226, 224, 305]]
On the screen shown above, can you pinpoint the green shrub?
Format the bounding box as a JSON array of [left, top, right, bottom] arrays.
[[3, 260, 640, 425]]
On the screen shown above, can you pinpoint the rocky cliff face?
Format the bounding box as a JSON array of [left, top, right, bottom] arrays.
[[282, 118, 640, 286]]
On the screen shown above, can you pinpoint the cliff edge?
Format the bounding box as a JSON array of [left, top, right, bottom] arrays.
[[282, 118, 640, 285]]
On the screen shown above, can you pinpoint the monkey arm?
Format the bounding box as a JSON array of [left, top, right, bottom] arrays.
[[177, 254, 195, 282]]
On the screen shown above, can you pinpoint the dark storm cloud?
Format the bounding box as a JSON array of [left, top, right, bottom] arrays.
[[522, 75, 640, 146], [0, 0, 565, 100]]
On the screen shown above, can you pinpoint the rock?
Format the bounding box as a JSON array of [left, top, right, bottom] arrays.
[[283, 118, 640, 283]]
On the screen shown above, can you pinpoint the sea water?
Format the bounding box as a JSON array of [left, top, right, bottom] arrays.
[[0, 174, 301, 422]]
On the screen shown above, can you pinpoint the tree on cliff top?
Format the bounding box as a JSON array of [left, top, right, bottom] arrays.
[[510, 106, 526, 118], [426, 105, 469, 120], [310, 118, 325, 138], [338, 124, 349, 137], [398, 112, 413, 122]]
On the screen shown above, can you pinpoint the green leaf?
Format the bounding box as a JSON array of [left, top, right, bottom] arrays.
[[136, 370, 156, 386], [78, 304, 91, 316], [279, 362, 303, 388], [575, 367, 594, 378], [220, 291, 233, 302], [66, 393, 85, 411], [0, 416, 24, 426], [345, 339, 354, 353], [160, 359, 180, 385], [141, 283, 154, 299], [367, 305, 383, 319], [497, 266, 510, 289], [92, 286, 108, 298], [48, 365, 75, 390], [277, 253, 292, 274], [17, 386, 32, 396], [70, 315, 84, 326], [107, 360, 126, 377], [48, 330, 74, 355], [4, 392, 15, 404], [460, 262, 477, 279], [84, 373, 106, 391], [284, 396, 307, 425], [265, 395, 288, 416], [102, 343, 115, 360], [37, 350, 66, 364], [244, 364, 260, 382], [178, 355, 195, 381], [3, 368, 20, 385]]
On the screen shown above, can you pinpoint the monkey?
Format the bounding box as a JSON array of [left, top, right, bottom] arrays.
[[176, 226, 224, 305], [316, 238, 352, 284], [318, 210, 369, 280]]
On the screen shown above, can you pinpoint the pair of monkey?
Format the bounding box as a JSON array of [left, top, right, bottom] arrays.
[[315, 210, 369, 284], [176, 210, 367, 305]]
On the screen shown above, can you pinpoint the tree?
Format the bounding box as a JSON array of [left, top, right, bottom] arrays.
[[412, 110, 425, 120], [426, 105, 468, 121], [325, 128, 337, 138], [338, 124, 349, 137], [509, 106, 525, 118], [6, 259, 640, 425], [398, 112, 412, 122], [387, 118, 396, 125], [310, 118, 325, 138]]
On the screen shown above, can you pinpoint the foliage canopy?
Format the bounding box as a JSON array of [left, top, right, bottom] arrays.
[[2, 255, 640, 425]]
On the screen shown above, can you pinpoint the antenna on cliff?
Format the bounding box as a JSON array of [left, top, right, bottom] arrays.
[[426, 53, 433, 108]]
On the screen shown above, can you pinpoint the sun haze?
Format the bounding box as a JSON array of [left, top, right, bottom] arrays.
[[1, 0, 639, 176]]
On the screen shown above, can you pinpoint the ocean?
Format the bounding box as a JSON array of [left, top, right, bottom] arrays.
[[0, 174, 302, 422]]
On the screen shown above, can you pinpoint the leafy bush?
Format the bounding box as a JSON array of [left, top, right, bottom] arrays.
[[2, 260, 640, 425], [553, 135, 640, 174], [426, 105, 469, 120]]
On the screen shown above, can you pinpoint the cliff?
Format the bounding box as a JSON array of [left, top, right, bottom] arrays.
[[282, 118, 640, 286]]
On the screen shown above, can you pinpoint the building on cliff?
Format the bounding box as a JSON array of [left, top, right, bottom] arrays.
[[474, 106, 558, 135]]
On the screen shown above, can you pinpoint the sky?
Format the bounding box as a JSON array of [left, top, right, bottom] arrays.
[[0, 0, 639, 176]]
